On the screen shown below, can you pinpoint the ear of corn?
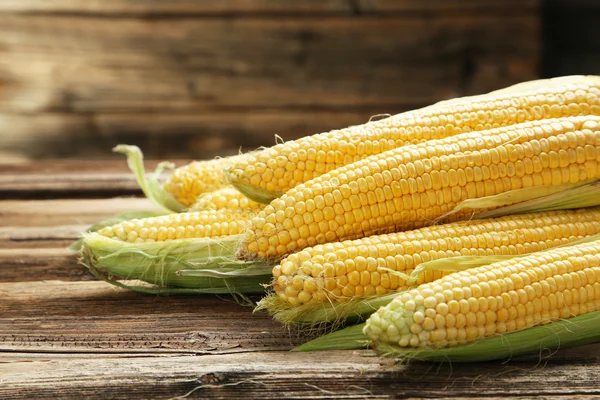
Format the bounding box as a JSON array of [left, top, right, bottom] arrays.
[[257, 208, 600, 327], [227, 75, 600, 203], [81, 209, 273, 294], [293, 310, 600, 361], [239, 116, 600, 261], [189, 187, 265, 211], [375, 310, 600, 362], [364, 239, 600, 349], [295, 238, 600, 357], [81, 233, 272, 294]]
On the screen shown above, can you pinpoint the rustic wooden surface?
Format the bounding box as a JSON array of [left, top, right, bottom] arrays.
[[1, 161, 600, 399], [0, 0, 540, 161]]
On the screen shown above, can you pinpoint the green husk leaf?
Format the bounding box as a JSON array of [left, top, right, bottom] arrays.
[[473, 180, 600, 219], [294, 311, 600, 360], [256, 291, 400, 329], [225, 168, 281, 204], [382, 255, 522, 284], [80, 232, 273, 294], [377, 310, 600, 362], [113, 144, 186, 213], [69, 211, 164, 251], [292, 323, 370, 352], [439, 178, 600, 221]]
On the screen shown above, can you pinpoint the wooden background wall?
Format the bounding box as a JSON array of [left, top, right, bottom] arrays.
[[0, 0, 541, 162]]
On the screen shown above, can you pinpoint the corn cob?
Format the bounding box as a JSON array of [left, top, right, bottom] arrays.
[[239, 116, 600, 261], [364, 239, 600, 348], [189, 187, 265, 211], [227, 75, 600, 202], [97, 209, 260, 243], [271, 208, 600, 307]]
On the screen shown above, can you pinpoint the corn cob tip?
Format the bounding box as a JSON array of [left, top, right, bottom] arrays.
[[225, 166, 281, 204]]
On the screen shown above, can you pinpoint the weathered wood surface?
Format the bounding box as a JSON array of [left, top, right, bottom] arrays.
[[0, 1, 540, 161], [0, 160, 177, 197], [2, 162, 600, 399], [0, 0, 540, 15]]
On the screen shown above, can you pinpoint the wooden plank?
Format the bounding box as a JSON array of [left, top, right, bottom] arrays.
[[1, 350, 600, 399], [0, 161, 173, 198], [0, 280, 307, 353], [0, 0, 354, 15], [0, 15, 539, 113], [0, 161, 142, 198], [0, 198, 158, 226], [360, 0, 539, 12], [0, 225, 86, 241], [0, 172, 141, 198], [0, 248, 89, 281], [0, 0, 539, 15], [0, 160, 171, 174]]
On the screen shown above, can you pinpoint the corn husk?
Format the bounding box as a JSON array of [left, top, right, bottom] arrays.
[[225, 168, 281, 204], [113, 144, 186, 213], [439, 178, 600, 221], [80, 233, 273, 295]]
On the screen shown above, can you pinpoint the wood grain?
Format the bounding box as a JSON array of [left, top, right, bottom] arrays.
[[0, 16, 538, 112], [0, 280, 307, 353], [2, 350, 598, 400], [0, 0, 539, 15], [0, 1, 540, 160], [0, 162, 153, 198], [0, 198, 157, 226]]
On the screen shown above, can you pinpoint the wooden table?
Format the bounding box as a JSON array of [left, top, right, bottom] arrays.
[[2, 161, 600, 399]]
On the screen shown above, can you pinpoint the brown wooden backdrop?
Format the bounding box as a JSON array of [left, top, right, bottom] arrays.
[[0, 0, 540, 162]]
